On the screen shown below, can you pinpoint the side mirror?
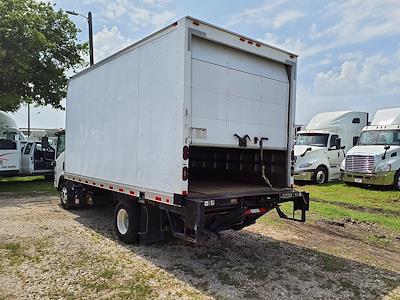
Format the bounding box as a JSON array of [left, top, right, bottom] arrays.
[[41, 136, 51, 150], [341, 146, 346, 150], [335, 138, 342, 150], [384, 145, 391, 150]]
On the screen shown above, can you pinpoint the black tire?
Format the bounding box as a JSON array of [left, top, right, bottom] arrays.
[[114, 196, 140, 244], [394, 171, 400, 191], [313, 166, 328, 185], [60, 181, 75, 209]]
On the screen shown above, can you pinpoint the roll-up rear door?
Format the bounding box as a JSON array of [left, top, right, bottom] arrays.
[[190, 36, 290, 150]]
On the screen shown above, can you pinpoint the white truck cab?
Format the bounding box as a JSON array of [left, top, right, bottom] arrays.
[[342, 108, 400, 190], [294, 111, 368, 184], [0, 111, 27, 176], [20, 139, 55, 176]]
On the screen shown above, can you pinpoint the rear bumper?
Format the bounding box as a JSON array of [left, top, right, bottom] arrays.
[[180, 189, 310, 242], [294, 170, 314, 181], [341, 171, 395, 186]]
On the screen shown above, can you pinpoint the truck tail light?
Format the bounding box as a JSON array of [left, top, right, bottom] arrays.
[[182, 167, 188, 181], [183, 146, 189, 160]]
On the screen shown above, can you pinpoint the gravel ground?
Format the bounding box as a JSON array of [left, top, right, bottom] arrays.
[[0, 192, 399, 299]]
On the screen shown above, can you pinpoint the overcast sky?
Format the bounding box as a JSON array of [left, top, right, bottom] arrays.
[[12, 0, 400, 128]]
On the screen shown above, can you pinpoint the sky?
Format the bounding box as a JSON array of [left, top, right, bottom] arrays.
[[12, 0, 400, 128]]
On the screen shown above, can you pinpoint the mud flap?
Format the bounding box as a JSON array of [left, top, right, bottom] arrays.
[[139, 205, 166, 244]]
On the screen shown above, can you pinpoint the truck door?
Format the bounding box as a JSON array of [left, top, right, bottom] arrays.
[[21, 142, 34, 175], [327, 135, 343, 167], [190, 36, 290, 150]]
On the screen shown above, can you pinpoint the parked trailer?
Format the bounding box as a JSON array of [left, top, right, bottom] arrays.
[[54, 17, 309, 244]]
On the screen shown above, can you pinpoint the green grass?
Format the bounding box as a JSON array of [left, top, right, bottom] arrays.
[[292, 183, 400, 232], [311, 201, 400, 231], [0, 179, 56, 194], [269, 183, 400, 233], [0, 175, 45, 183], [299, 183, 400, 213]]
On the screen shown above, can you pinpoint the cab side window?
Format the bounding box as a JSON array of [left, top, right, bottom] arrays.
[[24, 143, 33, 154], [330, 135, 339, 148], [56, 134, 65, 158]]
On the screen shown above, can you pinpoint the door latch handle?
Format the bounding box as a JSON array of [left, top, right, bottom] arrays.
[[234, 134, 250, 147]]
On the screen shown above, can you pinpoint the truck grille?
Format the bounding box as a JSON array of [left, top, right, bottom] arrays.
[[345, 155, 375, 173]]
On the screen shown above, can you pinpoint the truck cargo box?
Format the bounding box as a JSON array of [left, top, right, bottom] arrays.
[[59, 17, 308, 243]]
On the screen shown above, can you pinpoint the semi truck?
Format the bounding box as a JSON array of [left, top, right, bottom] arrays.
[[54, 16, 309, 244], [342, 108, 400, 190], [294, 111, 368, 184], [0, 110, 55, 177]]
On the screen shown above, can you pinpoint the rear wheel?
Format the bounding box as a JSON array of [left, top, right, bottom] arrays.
[[60, 181, 75, 209], [313, 166, 328, 185], [394, 171, 400, 190], [114, 196, 140, 244]]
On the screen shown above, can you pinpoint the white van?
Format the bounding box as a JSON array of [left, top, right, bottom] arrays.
[[294, 111, 368, 184], [342, 108, 400, 190]]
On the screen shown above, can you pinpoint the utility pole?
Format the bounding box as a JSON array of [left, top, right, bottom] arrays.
[[88, 12, 94, 66], [27, 103, 30, 137], [66, 10, 94, 66]]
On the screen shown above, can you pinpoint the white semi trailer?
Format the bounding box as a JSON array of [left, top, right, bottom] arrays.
[[294, 111, 368, 184], [54, 17, 309, 244], [342, 108, 400, 190]]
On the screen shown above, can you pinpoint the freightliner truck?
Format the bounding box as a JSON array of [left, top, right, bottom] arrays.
[[342, 108, 400, 190], [54, 17, 309, 244]]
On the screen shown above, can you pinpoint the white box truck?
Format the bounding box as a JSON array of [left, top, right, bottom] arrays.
[[342, 108, 400, 190], [54, 17, 309, 244], [294, 111, 368, 184]]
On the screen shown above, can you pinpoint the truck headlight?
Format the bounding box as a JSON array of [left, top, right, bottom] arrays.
[[376, 163, 391, 172], [299, 162, 313, 168], [340, 159, 345, 171]]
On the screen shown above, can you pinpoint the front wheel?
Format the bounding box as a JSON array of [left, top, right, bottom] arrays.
[[114, 197, 140, 244], [60, 181, 75, 209], [313, 166, 328, 185], [394, 171, 400, 191]]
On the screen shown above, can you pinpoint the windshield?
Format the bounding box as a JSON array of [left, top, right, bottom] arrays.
[[296, 133, 329, 147], [358, 130, 400, 146]]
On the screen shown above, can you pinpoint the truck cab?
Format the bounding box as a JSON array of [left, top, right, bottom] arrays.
[[342, 108, 400, 190], [294, 111, 368, 184], [0, 128, 26, 177], [20, 138, 55, 177]]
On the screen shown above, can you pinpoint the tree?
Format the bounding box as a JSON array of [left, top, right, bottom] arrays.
[[0, 0, 88, 112]]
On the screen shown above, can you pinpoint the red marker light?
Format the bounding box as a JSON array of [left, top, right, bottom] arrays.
[[182, 167, 188, 181], [183, 146, 189, 160]]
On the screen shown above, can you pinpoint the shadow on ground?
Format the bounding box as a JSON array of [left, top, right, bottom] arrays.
[[70, 201, 400, 299]]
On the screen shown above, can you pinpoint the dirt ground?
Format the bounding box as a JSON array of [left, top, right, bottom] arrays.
[[0, 191, 399, 299]]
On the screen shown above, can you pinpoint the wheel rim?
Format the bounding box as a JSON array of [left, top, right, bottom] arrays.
[[316, 170, 326, 184], [60, 187, 68, 205], [117, 208, 129, 235]]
